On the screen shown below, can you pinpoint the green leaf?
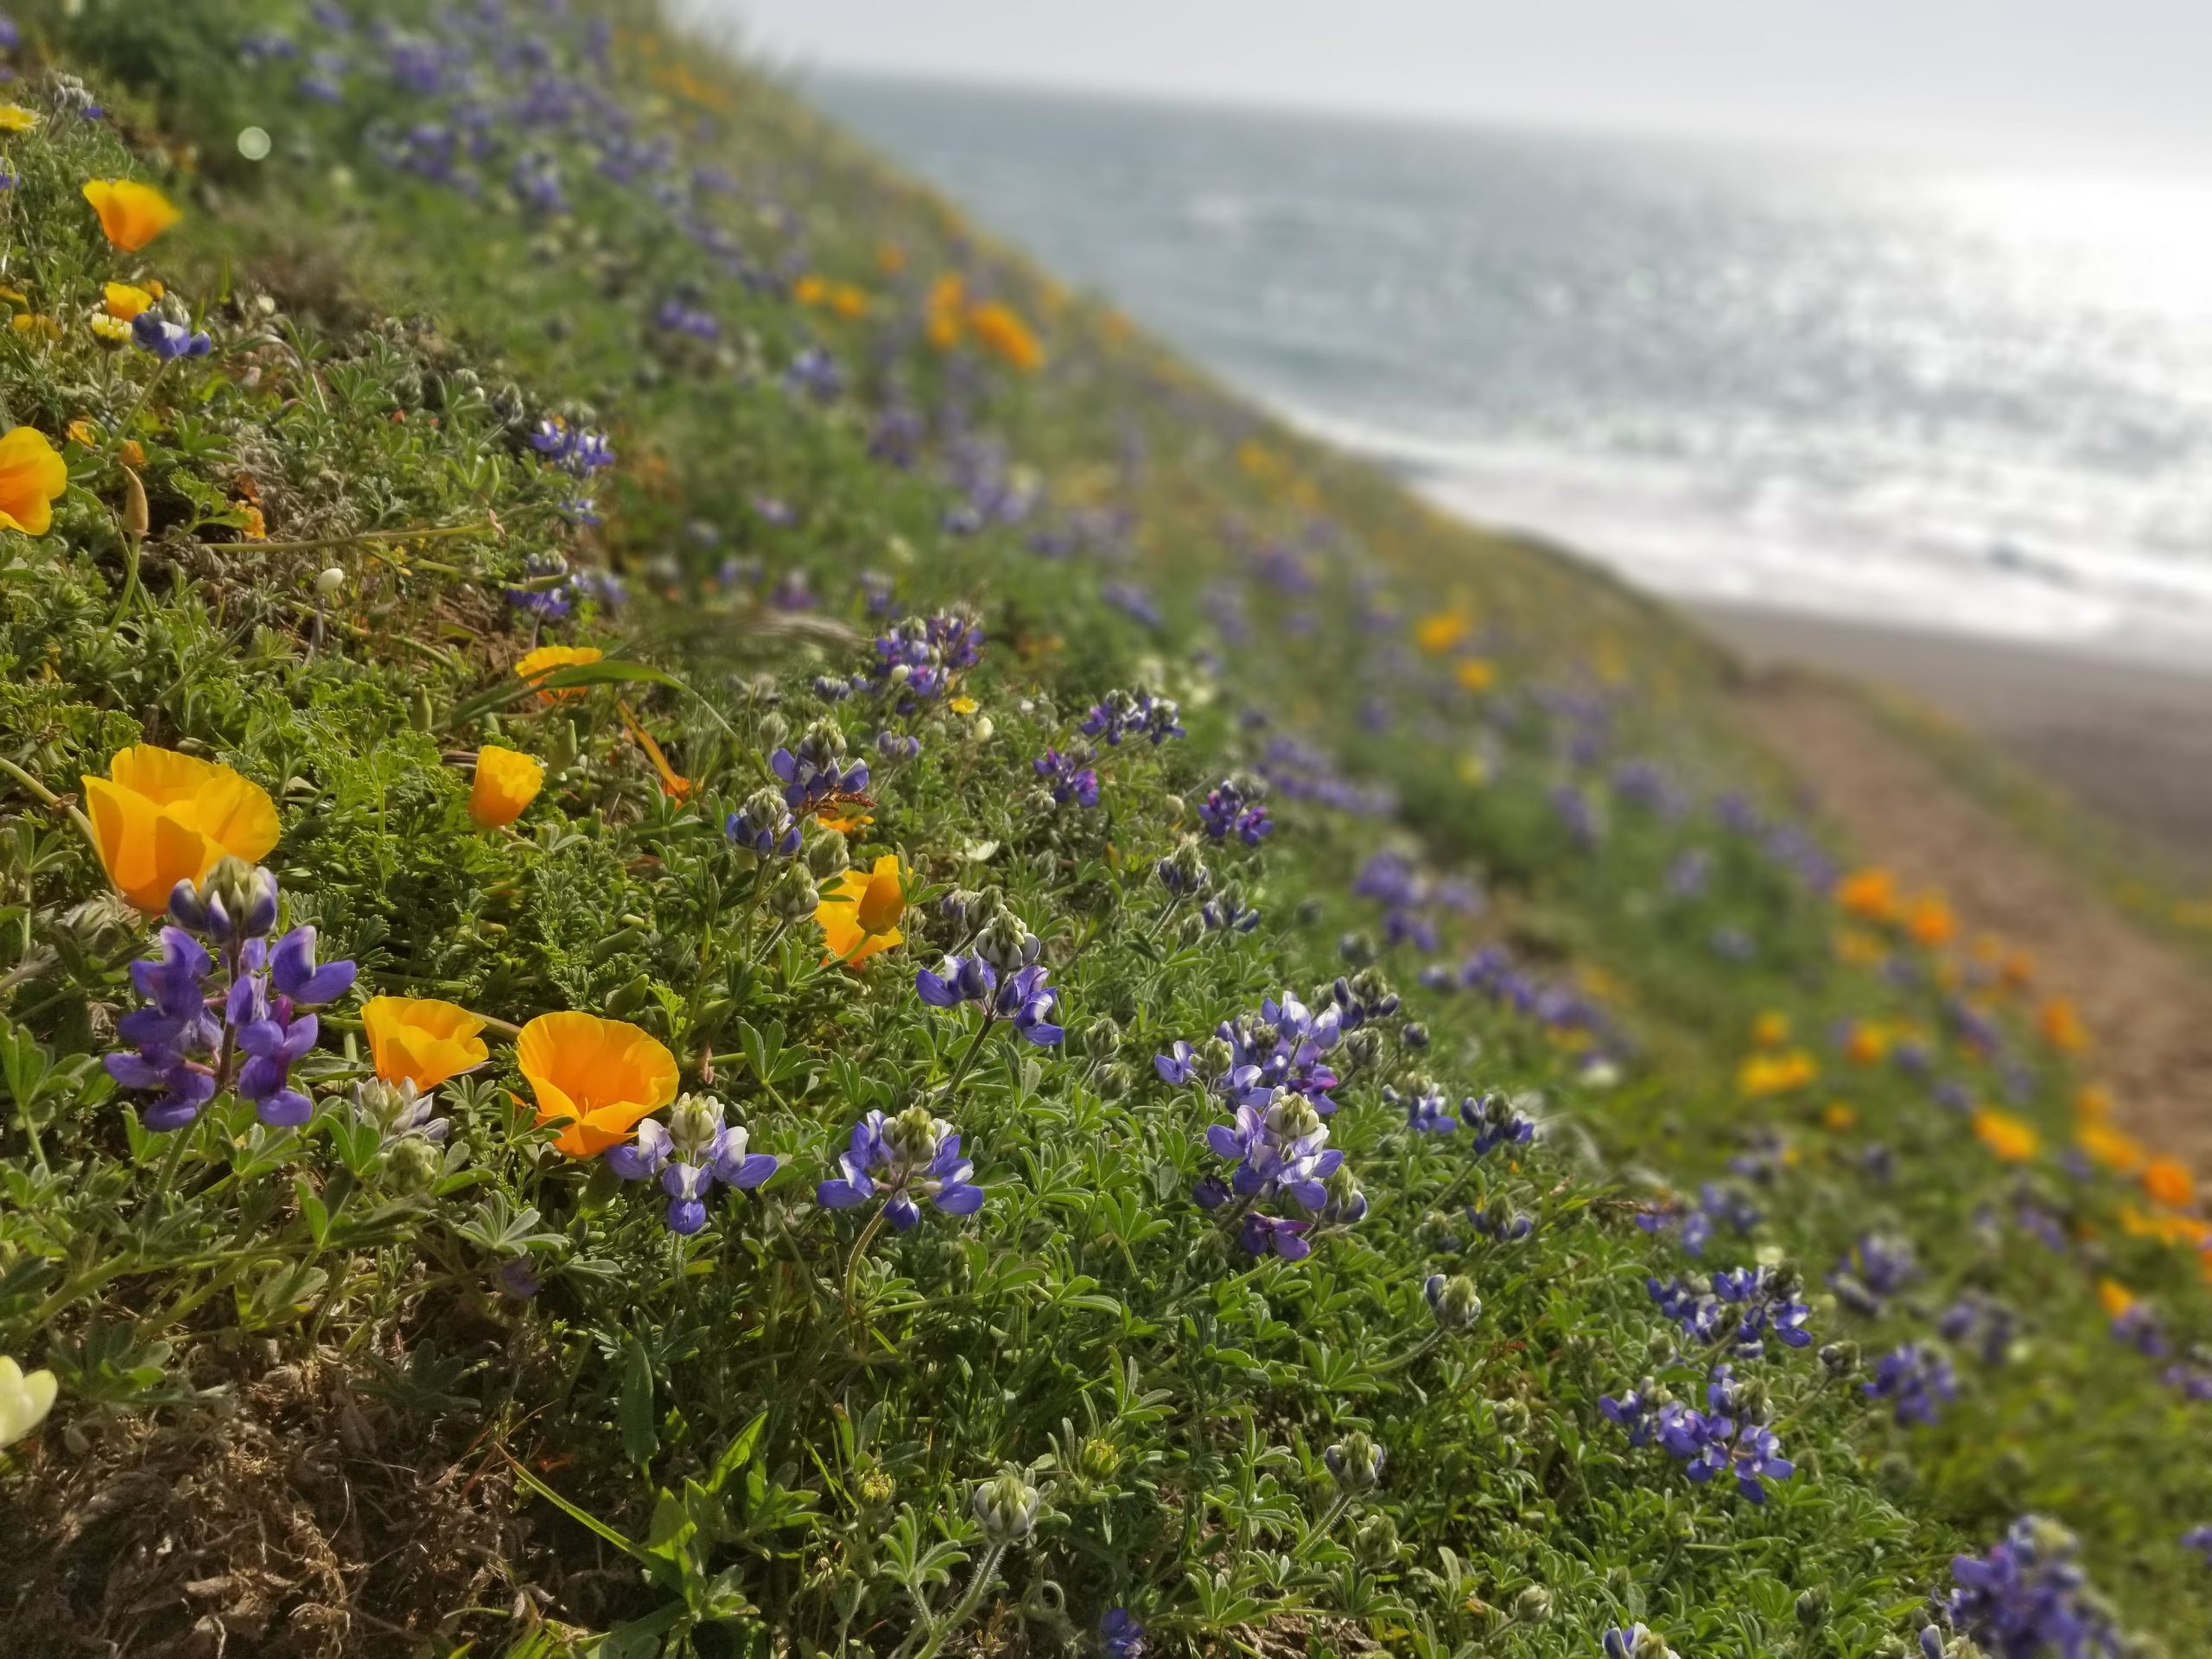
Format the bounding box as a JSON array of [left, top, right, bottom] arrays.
[[620, 1331, 659, 1468]]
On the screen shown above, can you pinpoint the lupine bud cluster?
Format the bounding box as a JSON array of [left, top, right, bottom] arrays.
[[727, 784, 801, 857], [971, 1471, 1040, 1542], [865, 609, 983, 705], [105, 858, 356, 1131], [1324, 1431, 1384, 1494], [1426, 1272, 1483, 1329]]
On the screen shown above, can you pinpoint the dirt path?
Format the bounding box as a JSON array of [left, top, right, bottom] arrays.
[[1732, 672, 2212, 1173]]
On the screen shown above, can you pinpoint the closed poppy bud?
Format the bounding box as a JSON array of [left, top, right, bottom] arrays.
[[121, 466, 148, 539], [362, 995, 488, 1090], [410, 687, 435, 734], [469, 745, 543, 828], [81, 744, 280, 912], [82, 179, 181, 251]]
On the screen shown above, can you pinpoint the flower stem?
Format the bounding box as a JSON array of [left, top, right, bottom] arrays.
[[842, 1205, 889, 1317], [939, 1013, 999, 1102], [0, 755, 101, 864], [907, 1540, 1007, 1659]]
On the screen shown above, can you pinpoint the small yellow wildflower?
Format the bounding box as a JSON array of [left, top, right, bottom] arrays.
[[948, 696, 979, 715], [1453, 658, 1497, 693], [1970, 1107, 2039, 1163], [1751, 1010, 1790, 1048], [1414, 611, 1471, 655], [0, 105, 37, 134], [87, 313, 132, 346], [1737, 1049, 1817, 1097]]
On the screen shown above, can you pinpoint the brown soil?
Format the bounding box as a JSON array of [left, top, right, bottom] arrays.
[[1732, 671, 2212, 1173]]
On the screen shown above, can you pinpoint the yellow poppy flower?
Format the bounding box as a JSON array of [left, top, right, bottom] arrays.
[[82, 179, 182, 252], [0, 426, 67, 535], [103, 282, 155, 321], [2076, 1121, 2145, 1174], [817, 854, 906, 966], [1736, 1048, 1816, 1098], [362, 995, 489, 1090], [468, 745, 544, 828], [517, 1010, 679, 1158], [1751, 1010, 1790, 1049], [2096, 1277, 2135, 1319], [1453, 658, 1497, 693], [0, 105, 37, 134], [1971, 1107, 2039, 1163], [513, 643, 604, 704], [80, 744, 281, 912], [1414, 611, 1470, 655]]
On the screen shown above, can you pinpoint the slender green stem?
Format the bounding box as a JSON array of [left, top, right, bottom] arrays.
[[224, 518, 499, 556], [0, 755, 100, 860], [842, 1206, 889, 1316], [907, 1540, 1008, 1659], [112, 357, 171, 444], [938, 1014, 999, 1103]]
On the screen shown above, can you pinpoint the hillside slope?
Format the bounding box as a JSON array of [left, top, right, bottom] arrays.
[[0, 3, 2206, 1656]]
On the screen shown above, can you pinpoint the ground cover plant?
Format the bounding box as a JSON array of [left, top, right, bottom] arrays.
[[0, 3, 2209, 1656]]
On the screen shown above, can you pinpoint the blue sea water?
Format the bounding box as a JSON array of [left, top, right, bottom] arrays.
[[809, 73, 2212, 663]]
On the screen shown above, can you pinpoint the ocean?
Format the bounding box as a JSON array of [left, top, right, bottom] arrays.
[[808, 73, 2212, 664]]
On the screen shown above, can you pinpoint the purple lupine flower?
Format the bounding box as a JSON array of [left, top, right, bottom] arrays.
[[1099, 1609, 1145, 1659], [1033, 747, 1100, 808], [107, 868, 353, 1131], [817, 1107, 982, 1231], [770, 724, 868, 814], [1238, 1211, 1312, 1260], [915, 954, 995, 1007], [1198, 777, 1270, 845], [1200, 887, 1261, 932], [726, 786, 802, 859], [504, 550, 575, 620], [783, 345, 843, 402], [1459, 1091, 1536, 1156], [1865, 1343, 1959, 1427], [1387, 1078, 1453, 1134], [1937, 1291, 2018, 1368], [1154, 1041, 1198, 1086], [1599, 1384, 1660, 1447], [1828, 1232, 1919, 1316], [866, 610, 983, 705], [1078, 688, 1181, 747], [993, 963, 1065, 1046], [2112, 1300, 2171, 1359], [875, 730, 922, 763], [132, 314, 213, 361], [608, 1100, 779, 1235], [1204, 1093, 1341, 1211], [1604, 1628, 1665, 1659], [2183, 1524, 2212, 1567], [1468, 1201, 1533, 1242], [1940, 1516, 2122, 1658], [1710, 1264, 1815, 1357]]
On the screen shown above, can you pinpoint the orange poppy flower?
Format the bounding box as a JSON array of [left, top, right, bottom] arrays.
[[966, 300, 1042, 371], [2144, 1157, 2196, 1211], [362, 995, 489, 1090], [102, 283, 155, 321], [2097, 1277, 2136, 1319], [817, 854, 906, 966], [80, 745, 280, 912], [469, 745, 544, 828], [82, 179, 181, 252], [0, 426, 67, 535], [1836, 868, 1898, 922], [517, 1011, 679, 1157], [1906, 894, 1955, 948], [514, 644, 604, 704], [2037, 997, 2088, 1055], [2076, 1121, 2145, 1174]]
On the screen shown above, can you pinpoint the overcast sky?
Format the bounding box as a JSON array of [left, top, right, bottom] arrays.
[[681, 0, 2212, 172]]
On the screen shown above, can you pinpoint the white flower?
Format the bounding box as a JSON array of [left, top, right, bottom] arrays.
[[0, 1357, 57, 1447]]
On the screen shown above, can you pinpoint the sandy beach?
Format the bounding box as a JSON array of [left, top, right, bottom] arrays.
[[1691, 602, 2212, 874]]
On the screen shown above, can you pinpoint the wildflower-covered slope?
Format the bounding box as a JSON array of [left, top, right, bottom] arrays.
[[0, 3, 2209, 1656]]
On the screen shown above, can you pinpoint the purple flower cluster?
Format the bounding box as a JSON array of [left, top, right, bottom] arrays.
[[1936, 1516, 2122, 1658], [817, 1108, 983, 1230], [1648, 1265, 1813, 1358], [861, 610, 983, 706], [607, 1101, 779, 1234], [1635, 1182, 1761, 1259], [1198, 777, 1271, 845], [1077, 687, 1183, 747], [726, 785, 802, 858], [1865, 1342, 1959, 1426], [1197, 1094, 1342, 1215], [914, 956, 1065, 1047], [1828, 1231, 1919, 1317], [1600, 1366, 1795, 1503], [106, 862, 356, 1131], [770, 725, 868, 814], [1937, 1290, 2018, 1368], [1033, 747, 1100, 808]]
